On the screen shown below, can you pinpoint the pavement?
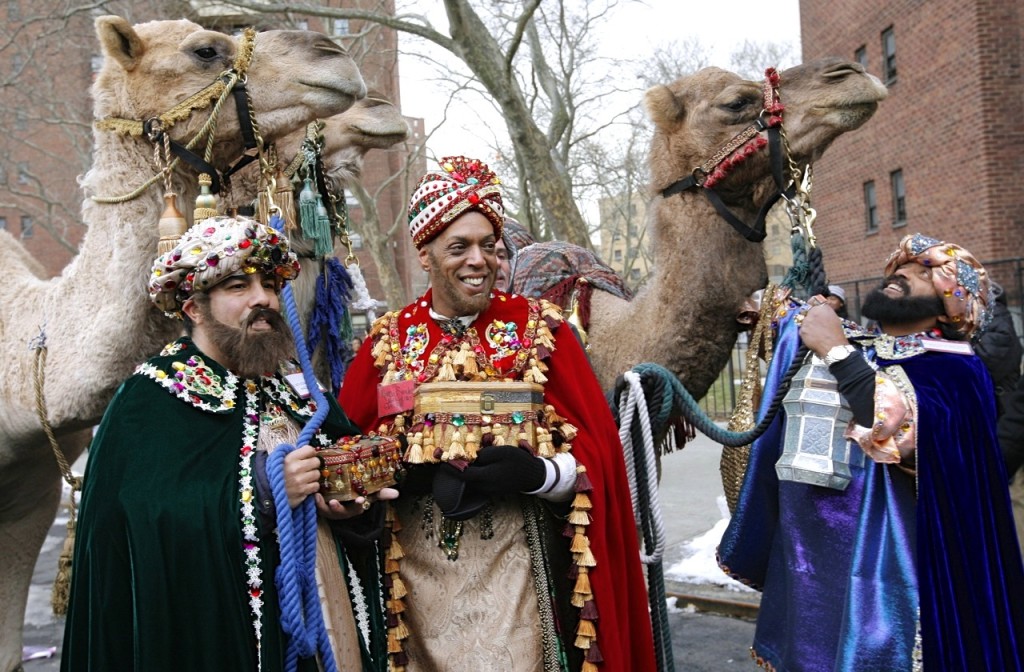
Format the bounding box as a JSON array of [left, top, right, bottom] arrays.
[[21, 429, 760, 671]]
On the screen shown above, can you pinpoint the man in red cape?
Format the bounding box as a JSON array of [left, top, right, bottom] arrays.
[[339, 155, 656, 672]]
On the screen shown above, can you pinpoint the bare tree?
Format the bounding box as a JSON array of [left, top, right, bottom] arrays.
[[212, 0, 641, 249]]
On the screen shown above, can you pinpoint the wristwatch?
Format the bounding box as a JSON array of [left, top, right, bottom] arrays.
[[824, 344, 857, 367]]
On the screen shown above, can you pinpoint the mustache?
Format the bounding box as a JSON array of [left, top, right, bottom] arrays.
[[881, 275, 911, 294], [242, 307, 287, 331]]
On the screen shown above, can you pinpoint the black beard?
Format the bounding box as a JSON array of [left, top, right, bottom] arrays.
[[199, 305, 295, 379], [861, 276, 945, 327]]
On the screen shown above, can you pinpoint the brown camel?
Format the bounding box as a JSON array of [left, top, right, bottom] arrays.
[[0, 16, 366, 670], [518, 59, 887, 399], [226, 94, 410, 387]]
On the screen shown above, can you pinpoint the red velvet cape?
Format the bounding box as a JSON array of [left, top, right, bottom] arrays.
[[339, 290, 656, 672]]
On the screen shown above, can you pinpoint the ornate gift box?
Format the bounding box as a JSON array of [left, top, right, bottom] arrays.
[[317, 434, 402, 502], [402, 381, 557, 464]]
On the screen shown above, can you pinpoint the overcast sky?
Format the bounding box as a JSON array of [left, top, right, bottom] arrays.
[[396, 0, 802, 162]]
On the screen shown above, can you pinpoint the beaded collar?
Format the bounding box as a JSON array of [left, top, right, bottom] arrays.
[[848, 327, 948, 361]]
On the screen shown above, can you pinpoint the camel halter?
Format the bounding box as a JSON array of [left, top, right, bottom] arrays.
[[660, 67, 798, 243], [91, 27, 261, 201]]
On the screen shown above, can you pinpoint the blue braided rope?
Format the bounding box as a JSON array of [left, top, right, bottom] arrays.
[[265, 214, 338, 672]]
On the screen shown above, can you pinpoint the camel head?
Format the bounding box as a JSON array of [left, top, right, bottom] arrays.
[[225, 93, 408, 209], [91, 16, 367, 168], [644, 58, 887, 210], [321, 94, 411, 185]]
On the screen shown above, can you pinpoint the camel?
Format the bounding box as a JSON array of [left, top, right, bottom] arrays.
[[517, 58, 887, 399], [0, 16, 366, 671], [225, 94, 411, 388]]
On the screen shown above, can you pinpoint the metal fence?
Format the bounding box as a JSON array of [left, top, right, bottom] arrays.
[[698, 257, 1024, 421]]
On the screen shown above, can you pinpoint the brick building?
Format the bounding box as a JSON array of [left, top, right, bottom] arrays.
[[0, 0, 424, 314], [798, 0, 1024, 314]]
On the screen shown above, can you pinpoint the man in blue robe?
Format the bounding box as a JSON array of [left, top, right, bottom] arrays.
[[720, 233, 1024, 671]]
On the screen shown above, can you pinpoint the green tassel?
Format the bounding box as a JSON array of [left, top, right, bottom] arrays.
[[314, 196, 333, 258], [298, 177, 320, 248]]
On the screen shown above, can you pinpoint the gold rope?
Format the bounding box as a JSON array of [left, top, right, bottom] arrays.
[[31, 339, 82, 615], [720, 285, 779, 514]]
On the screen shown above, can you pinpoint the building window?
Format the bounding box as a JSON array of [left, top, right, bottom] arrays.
[[17, 162, 29, 184], [15, 110, 26, 131], [863, 181, 878, 232], [21, 215, 33, 239], [881, 27, 897, 84], [8, 0, 20, 21], [293, 19, 308, 30], [890, 169, 906, 225], [0, 216, 6, 230], [630, 268, 641, 280], [855, 45, 867, 69], [332, 19, 350, 36]]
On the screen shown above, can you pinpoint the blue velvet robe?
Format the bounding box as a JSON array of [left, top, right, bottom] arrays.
[[718, 311, 1024, 671]]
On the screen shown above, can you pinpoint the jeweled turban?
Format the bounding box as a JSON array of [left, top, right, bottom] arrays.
[[884, 233, 991, 339], [148, 215, 300, 319], [407, 155, 504, 248]]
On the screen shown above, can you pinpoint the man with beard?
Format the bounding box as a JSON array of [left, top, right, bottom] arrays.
[[338, 156, 657, 672], [719, 233, 1024, 671], [62, 216, 393, 672]]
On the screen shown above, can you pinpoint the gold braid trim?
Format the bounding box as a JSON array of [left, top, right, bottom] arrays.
[[568, 464, 603, 669], [384, 505, 409, 671]]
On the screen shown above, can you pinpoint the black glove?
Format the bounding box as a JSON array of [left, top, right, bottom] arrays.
[[432, 463, 486, 521], [460, 445, 548, 495], [395, 463, 436, 498]]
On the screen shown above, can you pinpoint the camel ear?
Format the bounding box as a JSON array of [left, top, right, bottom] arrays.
[[95, 16, 145, 72], [643, 84, 686, 131]]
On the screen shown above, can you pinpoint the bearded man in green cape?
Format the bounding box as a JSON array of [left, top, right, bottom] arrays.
[[61, 215, 394, 672]]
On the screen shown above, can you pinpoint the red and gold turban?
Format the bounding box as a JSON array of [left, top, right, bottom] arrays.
[[407, 156, 504, 248], [884, 233, 991, 339]]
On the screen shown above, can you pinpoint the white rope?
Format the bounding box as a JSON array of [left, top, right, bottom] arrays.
[[345, 262, 379, 322], [616, 370, 667, 565]]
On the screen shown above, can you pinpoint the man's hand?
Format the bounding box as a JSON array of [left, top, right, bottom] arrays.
[[283, 445, 323, 509], [315, 487, 399, 520], [458, 445, 547, 495], [800, 299, 849, 357]]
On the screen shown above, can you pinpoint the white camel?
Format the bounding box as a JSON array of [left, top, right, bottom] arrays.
[[0, 16, 366, 670]]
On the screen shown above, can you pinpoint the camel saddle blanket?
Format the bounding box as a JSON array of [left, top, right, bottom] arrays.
[[403, 381, 547, 464], [317, 434, 401, 502]]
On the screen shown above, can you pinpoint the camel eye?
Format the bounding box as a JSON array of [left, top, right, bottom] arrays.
[[194, 46, 219, 61], [723, 97, 755, 113]]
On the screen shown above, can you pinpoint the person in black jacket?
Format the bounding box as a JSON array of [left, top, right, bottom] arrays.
[[975, 281, 1023, 416]]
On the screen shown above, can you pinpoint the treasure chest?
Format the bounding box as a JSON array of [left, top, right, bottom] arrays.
[[405, 381, 549, 464], [317, 434, 402, 502]]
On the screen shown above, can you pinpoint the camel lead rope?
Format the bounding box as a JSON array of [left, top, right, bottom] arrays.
[[29, 328, 82, 615]]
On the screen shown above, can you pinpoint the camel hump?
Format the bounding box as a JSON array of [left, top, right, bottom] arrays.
[[512, 240, 632, 309]]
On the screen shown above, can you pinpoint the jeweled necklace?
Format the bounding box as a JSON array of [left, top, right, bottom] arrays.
[[239, 379, 264, 671]]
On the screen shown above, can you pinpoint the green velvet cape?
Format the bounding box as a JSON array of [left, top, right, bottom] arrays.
[[61, 338, 363, 672]]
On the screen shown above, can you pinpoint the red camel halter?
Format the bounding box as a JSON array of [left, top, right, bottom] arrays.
[[660, 68, 793, 242]]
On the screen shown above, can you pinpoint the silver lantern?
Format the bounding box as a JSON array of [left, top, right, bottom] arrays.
[[775, 353, 863, 490]]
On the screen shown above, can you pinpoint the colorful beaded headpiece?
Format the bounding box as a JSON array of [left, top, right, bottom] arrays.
[[148, 215, 300, 319], [407, 155, 504, 248], [884, 233, 991, 339]]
